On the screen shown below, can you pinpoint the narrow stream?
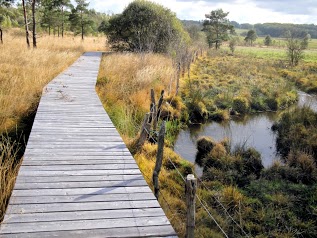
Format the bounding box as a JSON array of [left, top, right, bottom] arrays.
[[174, 92, 317, 176]]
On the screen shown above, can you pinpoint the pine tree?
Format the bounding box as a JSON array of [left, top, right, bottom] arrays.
[[203, 9, 235, 50]]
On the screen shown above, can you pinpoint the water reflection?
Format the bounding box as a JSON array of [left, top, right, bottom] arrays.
[[174, 91, 317, 175]]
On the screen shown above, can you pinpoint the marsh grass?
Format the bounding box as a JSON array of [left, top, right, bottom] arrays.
[[0, 135, 22, 221], [181, 51, 298, 121], [96, 53, 176, 139], [0, 30, 107, 132]]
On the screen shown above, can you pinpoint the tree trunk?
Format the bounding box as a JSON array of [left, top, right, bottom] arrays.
[[0, 27, 3, 44], [58, 25, 60, 37], [61, 6, 64, 38], [22, 0, 30, 48], [31, 0, 36, 48], [81, 11, 84, 41]]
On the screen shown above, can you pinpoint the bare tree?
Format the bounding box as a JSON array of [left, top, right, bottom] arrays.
[[286, 31, 308, 66], [31, 0, 36, 48], [22, 0, 30, 48], [0, 15, 4, 44]]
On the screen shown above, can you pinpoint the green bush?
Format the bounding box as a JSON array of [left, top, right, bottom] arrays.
[[105, 0, 189, 53]]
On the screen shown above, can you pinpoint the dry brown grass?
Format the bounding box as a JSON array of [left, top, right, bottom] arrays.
[[0, 135, 22, 222], [0, 29, 107, 132], [97, 53, 176, 138]]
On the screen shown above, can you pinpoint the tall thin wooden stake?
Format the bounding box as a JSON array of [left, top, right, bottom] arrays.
[[176, 62, 181, 95], [186, 174, 197, 238], [138, 113, 151, 147], [156, 90, 164, 121], [153, 121, 165, 199], [150, 89, 157, 131]]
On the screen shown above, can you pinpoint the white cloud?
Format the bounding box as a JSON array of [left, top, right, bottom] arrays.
[[88, 0, 317, 24]]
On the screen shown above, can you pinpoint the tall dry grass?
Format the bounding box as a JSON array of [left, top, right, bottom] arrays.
[[0, 135, 21, 222], [97, 53, 176, 139], [0, 29, 107, 132], [0, 29, 107, 222]]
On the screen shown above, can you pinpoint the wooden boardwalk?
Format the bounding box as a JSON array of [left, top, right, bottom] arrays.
[[0, 52, 177, 237]]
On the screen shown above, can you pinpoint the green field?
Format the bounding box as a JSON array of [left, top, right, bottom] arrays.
[[231, 45, 317, 62], [235, 28, 317, 50]]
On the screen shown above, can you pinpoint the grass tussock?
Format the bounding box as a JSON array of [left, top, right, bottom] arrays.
[[279, 63, 317, 93], [181, 51, 298, 122]]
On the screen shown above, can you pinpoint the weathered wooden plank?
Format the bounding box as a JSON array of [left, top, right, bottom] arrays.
[[18, 169, 142, 176], [23, 154, 133, 160], [12, 186, 152, 196], [22, 159, 136, 165], [24, 154, 134, 160], [19, 164, 139, 171], [1, 225, 177, 238], [14, 179, 147, 189], [3, 207, 165, 223], [15, 174, 143, 183], [26, 142, 127, 148], [8, 200, 160, 214], [9, 192, 154, 205], [1, 216, 171, 234]]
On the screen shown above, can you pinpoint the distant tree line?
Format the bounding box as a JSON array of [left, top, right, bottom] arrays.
[[231, 21, 317, 39], [0, 0, 109, 46]]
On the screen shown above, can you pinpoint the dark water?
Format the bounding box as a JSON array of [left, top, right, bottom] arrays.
[[174, 92, 317, 175]]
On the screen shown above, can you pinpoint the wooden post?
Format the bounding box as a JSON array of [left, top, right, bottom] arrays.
[[152, 121, 165, 199], [138, 113, 151, 147], [150, 89, 157, 131], [186, 174, 197, 238], [156, 90, 164, 121], [176, 63, 181, 95]]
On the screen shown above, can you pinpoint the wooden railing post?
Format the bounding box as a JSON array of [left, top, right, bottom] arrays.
[[156, 90, 164, 122], [150, 89, 157, 131], [152, 121, 165, 199], [138, 113, 151, 147], [186, 174, 197, 238]]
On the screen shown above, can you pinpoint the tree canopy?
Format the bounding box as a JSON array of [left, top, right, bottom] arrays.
[[244, 29, 257, 46], [264, 35, 272, 46], [0, 0, 14, 7], [105, 0, 189, 53], [203, 9, 235, 49]]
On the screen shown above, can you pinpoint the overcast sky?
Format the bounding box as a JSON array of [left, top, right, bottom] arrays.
[[88, 0, 317, 24]]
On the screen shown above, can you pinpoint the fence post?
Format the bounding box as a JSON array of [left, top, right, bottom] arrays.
[[186, 174, 197, 238], [152, 121, 165, 199], [150, 89, 157, 131], [156, 90, 164, 121], [138, 113, 151, 147]]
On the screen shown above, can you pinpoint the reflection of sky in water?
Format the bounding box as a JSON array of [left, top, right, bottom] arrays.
[[174, 92, 317, 176]]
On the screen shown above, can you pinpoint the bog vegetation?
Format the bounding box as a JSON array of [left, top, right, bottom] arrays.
[[1, 0, 317, 237]]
